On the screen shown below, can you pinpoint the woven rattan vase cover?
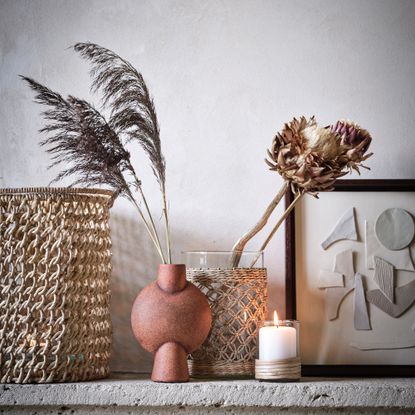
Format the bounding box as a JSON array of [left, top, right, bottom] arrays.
[[187, 268, 267, 377], [0, 188, 113, 383]]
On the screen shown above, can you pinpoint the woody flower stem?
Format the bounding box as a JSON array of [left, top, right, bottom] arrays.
[[248, 191, 303, 268], [230, 181, 289, 268]]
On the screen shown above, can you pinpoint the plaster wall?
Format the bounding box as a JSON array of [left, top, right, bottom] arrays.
[[1, 0, 415, 372]]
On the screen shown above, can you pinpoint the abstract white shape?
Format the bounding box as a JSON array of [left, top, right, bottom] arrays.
[[318, 270, 344, 288], [375, 208, 415, 251], [354, 273, 371, 330], [365, 221, 415, 271], [321, 207, 358, 250], [373, 257, 394, 303], [326, 287, 354, 321], [326, 249, 355, 321], [350, 339, 415, 350], [334, 249, 354, 283]]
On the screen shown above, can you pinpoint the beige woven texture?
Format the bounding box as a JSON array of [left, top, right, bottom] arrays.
[[0, 188, 113, 383], [187, 268, 267, 378], [255, 357, 301, 380]]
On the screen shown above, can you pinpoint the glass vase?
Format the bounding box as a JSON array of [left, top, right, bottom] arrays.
[[184, 251, 267, 378]]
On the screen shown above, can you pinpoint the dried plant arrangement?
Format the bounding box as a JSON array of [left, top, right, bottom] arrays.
[[231, 116, 373, 267], [21, 43, 171, 264]]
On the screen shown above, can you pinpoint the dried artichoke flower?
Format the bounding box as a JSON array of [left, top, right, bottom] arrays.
[[266, 116, 373, 196], [331, 119, 373, 170], [232, 116, 373, 267]]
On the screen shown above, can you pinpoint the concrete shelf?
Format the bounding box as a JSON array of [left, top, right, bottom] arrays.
[[1, 373, 415, 414]]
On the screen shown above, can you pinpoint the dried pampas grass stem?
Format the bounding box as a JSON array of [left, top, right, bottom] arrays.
[[74, 42, 172, 263], [21, 75, 167, 263]]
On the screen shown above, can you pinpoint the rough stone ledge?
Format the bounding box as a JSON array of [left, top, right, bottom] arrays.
[[1, 374, 414, 410]]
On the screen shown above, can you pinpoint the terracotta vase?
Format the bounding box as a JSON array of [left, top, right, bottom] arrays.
[[131, 264, 212, 382]]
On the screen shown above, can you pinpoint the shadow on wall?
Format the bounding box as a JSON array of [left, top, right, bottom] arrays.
[[109, 211, 282, 372], [110, 212, 221, 373], [109, 212, 157, 373], [109, 212, 211, 373]]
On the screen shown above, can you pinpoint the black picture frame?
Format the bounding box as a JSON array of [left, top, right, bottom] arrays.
[[285, 179, 415, 377]]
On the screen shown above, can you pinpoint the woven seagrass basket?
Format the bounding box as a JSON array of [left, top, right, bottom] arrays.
[[186, 268, 267, 378], [0, 187, 114, 383]]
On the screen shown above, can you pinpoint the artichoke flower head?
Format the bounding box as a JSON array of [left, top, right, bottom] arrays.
[[266, 116, 373, 196], [303, 123, 344, 162]]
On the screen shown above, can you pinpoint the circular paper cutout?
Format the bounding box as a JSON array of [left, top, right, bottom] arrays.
[[375, 208, 415, 251]]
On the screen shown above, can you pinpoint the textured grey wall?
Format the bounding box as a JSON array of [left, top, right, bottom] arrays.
[[1, 0, 415, 372]]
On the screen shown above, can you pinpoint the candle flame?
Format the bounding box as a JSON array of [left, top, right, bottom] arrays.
[[273, 310, 279, 326]]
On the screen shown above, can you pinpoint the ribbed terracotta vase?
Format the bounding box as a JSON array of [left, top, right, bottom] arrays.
[[131, 264, 212, 382]]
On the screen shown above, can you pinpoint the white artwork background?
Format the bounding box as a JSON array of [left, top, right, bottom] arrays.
[[296, 191, 415, 365]]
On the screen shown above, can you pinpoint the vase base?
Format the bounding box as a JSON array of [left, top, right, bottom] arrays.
[[152, 342, 189, 383]]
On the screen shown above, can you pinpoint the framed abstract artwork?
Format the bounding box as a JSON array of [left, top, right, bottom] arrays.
[[285, 180, 415, 376]]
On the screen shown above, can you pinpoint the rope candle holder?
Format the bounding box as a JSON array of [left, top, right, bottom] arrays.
[[255, 314, 301, 381]]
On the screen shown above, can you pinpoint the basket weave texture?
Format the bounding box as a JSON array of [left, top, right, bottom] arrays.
[[186, 268, 267, 377], [0, 188, 113, 383]]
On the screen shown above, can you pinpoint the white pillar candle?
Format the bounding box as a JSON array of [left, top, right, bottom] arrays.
[[259, 313, 297, 360]]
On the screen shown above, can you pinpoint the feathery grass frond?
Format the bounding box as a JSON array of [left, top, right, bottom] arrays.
[[73, 42, 172, 262], [20, 76, 136, 200], [73, 42, 166, 188], [21, 76, 168, 262], [22, 42, 174, 263]]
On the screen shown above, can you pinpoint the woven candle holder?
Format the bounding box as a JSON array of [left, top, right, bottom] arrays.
[[255, 319, 301, 382], [186, 266, 267, 378], [255, 357, 301, 381]]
